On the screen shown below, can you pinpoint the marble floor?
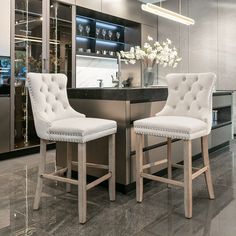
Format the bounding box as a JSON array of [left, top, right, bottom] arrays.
[[0, 141, 236, 236]]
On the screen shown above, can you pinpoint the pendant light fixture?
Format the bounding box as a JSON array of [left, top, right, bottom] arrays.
[[141, 1, 195, 26]]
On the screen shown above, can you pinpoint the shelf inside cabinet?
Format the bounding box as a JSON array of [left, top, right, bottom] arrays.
[[76, 53, 118, 60], [76, 35, 96, 40], [76, 35, 125, 45], [76, 11, 134, 58], [95, 38, 125, 46]]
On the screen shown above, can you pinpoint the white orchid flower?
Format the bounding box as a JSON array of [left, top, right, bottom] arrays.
[[129, 59, 136, 64], [167, 38, 172, 44], [118, 37, 180, 68]]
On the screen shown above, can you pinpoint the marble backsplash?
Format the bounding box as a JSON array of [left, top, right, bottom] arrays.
[[76, 55, 118, 88], [76, 55, 142, 88]]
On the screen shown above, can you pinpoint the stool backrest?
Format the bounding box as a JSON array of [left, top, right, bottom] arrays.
[[27, 73, 84, 139], [158, 73, 216, 133]]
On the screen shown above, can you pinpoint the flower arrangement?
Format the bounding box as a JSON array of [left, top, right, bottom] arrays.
[[119, 36, 181, 69]]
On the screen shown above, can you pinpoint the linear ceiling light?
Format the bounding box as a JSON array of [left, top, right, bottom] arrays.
[[141, 3, 195, 26]]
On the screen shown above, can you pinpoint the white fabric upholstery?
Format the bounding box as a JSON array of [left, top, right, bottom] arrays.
[[27, 73, 117, 142], [134, 116, 207, 140], [134, 73, 216, 140], [49, 117, 116, 143]]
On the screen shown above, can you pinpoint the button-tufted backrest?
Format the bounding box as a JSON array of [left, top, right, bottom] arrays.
[[27, 73, 85, 139], [157, 73, 216, 134]]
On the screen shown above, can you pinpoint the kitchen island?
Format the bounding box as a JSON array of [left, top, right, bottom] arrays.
[[56, 87, 233, 192]]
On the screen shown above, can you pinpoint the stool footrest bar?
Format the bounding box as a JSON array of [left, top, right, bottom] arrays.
[[141, 173, 184, 187], [172, 163, 200, 171], [72, 161, 109, 170], [41, 173, 78, 185], [142, 159, 167, 170], [192, 166, 208, 180], [52, 167, 68, 176], [87, 172, 112, 190]]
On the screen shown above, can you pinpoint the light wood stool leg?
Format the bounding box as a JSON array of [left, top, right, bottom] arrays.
[[184, 140, 192, 218], [136, 134, 144, 203], [201, 136, 215, 199], [78, 143, 87, 224], [167, 138, 172, 187], [33, 139, 47, 210], [108, 134, 116, 201], [66, 142, 72, 193]]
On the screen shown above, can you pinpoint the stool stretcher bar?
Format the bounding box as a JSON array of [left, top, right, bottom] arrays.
[[142, 159, 168, 170], [72, 161, 109, 170]]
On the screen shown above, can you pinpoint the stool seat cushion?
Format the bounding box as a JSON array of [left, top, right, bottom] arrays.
[[134, 116, 208, 140], [48, 117, 117, 143]]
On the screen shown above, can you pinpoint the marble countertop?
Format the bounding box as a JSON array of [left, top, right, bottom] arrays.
[[67, 87, 233, 103]]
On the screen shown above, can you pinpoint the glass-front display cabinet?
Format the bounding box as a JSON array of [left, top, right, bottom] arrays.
[[14, 0, 43, 148], [12, 0, 140, 150], [14, 0, 72, 149], [76, 6, 140, 59], [76, 16, 125, 58]]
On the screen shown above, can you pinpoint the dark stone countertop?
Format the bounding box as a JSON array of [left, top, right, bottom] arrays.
[[68, 87, 168, 103], [67, 87, 233, 103]]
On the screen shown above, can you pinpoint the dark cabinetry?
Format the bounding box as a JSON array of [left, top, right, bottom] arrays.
[[0, 97, 10, 153], [76, 6, 140, 59], [212, 93, 232, 130]]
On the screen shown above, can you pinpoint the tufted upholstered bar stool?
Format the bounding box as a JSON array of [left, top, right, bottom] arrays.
[[27, 73, 117, 223], [134, 73, 216, 218]]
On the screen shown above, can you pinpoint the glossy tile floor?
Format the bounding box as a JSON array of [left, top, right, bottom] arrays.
[[1, 141, 236, 236]]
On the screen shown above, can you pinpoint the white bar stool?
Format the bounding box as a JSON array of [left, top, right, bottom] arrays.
[[134, 73, 216, 218], [27, 73, 117, 224]]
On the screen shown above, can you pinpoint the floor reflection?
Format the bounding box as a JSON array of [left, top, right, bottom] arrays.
[[0, 143, 236, 235]]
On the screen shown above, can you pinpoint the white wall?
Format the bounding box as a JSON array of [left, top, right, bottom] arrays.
[[0, 1, 10, 56], [158, 0, 236, 91]]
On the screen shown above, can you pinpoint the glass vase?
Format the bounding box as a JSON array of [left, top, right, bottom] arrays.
[[142, 66, 157, 87]]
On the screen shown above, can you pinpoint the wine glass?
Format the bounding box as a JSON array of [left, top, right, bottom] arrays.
[[102, 29, 107, 40], [78, 24, 83, 35], [96, 28, 100, 38], [22, 103, 27, 115], [108, 30, 113, 40], [85, 25, 90, 36], [116, 31, 120, 41]]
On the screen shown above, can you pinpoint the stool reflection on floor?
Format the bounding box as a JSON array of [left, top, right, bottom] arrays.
[[27, 73, 117, 223], [134, 73, 216, 218]]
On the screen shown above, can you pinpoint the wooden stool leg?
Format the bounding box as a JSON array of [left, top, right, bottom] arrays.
[[33, 139, 47, 210], [136, 134, 144, 203], [108, 134, 116, 201], [167, 138, 172, 187], [78, 143, 87, 224], [201, 136, 215, 199], [184, 140, 192, 219], [66, 142, 72, 193]]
